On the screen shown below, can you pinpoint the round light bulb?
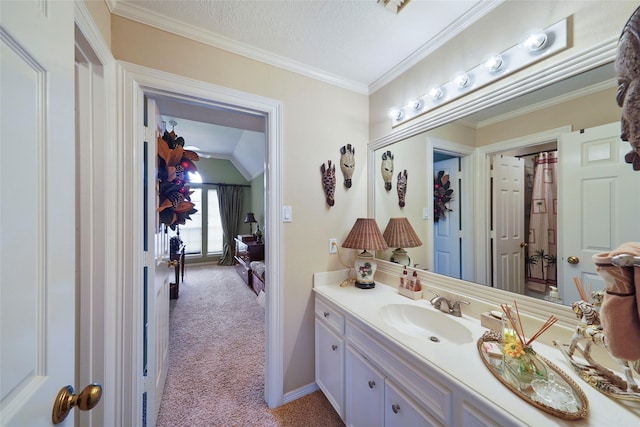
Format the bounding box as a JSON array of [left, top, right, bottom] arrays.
[[408, 98, 423, 111], [388, 108, 403, 120], [429, 87, 443, 100], [453, 72, 470, 89], [484, 54, 504, 72], [522, 29, 548, 51]]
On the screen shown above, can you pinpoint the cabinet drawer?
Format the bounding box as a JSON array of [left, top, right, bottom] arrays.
[[315, 297, 345, 334]]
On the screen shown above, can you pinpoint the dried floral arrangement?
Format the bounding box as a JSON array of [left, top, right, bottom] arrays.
[[501, 301, 558, 354], [434, 170, 454, 222], [157, 130, 200, 229]]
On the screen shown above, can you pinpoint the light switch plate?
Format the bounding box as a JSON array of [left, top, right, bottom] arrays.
[[329, 238, 337, 254], [282, 205, 292, 222]]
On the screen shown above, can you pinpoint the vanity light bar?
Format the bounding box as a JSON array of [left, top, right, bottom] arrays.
[[389, 18, 568, 127]]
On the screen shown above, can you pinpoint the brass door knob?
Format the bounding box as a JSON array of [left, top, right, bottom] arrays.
[[520, 242, 528, 248], [168, 260, 178, 268], [52, 383, 102, 424], [567, 256, 580, 264]]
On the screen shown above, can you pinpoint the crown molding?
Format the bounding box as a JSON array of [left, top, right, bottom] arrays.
[[109, 1, 369, 94], [369, 0, 504, 94]]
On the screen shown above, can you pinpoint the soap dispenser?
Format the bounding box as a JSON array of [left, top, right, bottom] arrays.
[[412, 270, 421, 291], [400, 267, 408, 288]]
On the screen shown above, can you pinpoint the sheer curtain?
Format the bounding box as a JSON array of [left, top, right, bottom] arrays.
[[526, 151, 558, 289], [217, 185, 244, 265]]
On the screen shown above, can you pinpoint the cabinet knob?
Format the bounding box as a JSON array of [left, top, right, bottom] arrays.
[[323, 312, 330, 317], [331, 344, 338, 351], [368, 380, 376, 389], [391, 404, 400, 414]]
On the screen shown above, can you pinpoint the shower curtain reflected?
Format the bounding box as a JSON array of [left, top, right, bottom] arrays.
[[526, 151, 558, 291]]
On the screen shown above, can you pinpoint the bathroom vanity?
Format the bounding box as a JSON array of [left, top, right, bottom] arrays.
[[313, 270, 640, 426]]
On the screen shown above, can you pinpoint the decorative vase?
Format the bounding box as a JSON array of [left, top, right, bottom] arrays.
[[501, 307, 547, 388], [503, 341, 548, 389]]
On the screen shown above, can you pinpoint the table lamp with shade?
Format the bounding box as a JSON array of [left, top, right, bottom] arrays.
[[244, 212, 257, 236], [382, 217, 422, 266], [342, 218, 388, 289]]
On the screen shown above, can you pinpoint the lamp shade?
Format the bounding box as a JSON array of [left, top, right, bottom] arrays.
[[383, 217, 422, 249], [342, 218, 387, 289], [244, 212, 257, 223], [342, 218, 388, 251]]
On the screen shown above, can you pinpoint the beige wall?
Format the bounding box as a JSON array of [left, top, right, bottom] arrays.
[[83, 0, 111, 49], [110, 16, 369, 394], [369, 1, 637, 140], [475, 86, 619, 145]]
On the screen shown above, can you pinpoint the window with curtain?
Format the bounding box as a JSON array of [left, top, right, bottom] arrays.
[[180, 188, 202, 255], [207, 189, 223, 253], [177, 181, 224, 257]]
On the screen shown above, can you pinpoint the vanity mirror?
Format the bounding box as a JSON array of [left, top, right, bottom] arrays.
[[371, 60, 640, 307]]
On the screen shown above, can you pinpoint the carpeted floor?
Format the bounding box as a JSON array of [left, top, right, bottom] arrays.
[[157, 264, 344, 426]]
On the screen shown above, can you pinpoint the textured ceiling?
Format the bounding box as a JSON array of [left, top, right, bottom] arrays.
[[111, 0, 499, 93]]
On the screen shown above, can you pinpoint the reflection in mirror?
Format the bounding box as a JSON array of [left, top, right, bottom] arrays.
[[374, 62, 640, 306]]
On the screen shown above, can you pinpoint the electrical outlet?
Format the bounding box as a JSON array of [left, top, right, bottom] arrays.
[[329, 238, 337, 254]]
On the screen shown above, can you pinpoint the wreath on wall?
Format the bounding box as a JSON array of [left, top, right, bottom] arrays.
[[434, 170, 454, 222], [157, 130, 200, 229]]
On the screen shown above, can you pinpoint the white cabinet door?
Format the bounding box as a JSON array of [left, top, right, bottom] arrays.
[[385, 380, 441, 427], [316, 319, 345, 419], [346, 346, 384, 427], [1, 1, 77, 425]]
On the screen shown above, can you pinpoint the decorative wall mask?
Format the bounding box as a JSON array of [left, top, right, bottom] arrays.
[[157, 130, 200, 229], [320, 160, 336, 206], [397, 169, 408, 207], [381, 150, 394, 191], [616, 5, 640, 171], [339, 144, 355, 188], [434, 170, 454, 222]]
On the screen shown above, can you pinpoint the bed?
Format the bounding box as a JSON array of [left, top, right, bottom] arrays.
[[249, 261, 266, 296]]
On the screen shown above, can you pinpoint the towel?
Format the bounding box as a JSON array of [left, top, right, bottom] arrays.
[[593, 242, 640, 360]]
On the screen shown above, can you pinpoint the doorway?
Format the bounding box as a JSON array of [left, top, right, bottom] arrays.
[[433, 153, 462, 279], [117, 62, 284, 422], [428, 138, 474, 282], [488, 141, 557, 299]]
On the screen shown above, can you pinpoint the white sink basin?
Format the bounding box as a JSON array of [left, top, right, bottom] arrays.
[[379, 304, 473, 345]]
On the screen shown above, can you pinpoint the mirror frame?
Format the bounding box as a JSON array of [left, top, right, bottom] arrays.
[[367, 36, 619, 320]]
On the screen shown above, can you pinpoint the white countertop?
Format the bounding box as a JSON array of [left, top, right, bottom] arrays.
[[313, 274, 640, 426]]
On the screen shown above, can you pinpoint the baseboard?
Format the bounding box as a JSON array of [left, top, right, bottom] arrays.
[[282, 382, 320, 404]]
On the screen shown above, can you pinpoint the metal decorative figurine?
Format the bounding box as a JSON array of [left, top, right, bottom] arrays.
[[555, 279, 640, 401], [320, 160, 336, 206], [381, 150, 394, 191], [616, 5, 640, 170], [339, 144, 355, 188], [396, 170, 408, 207]]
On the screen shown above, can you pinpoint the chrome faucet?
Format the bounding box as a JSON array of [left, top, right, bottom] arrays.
[[449, 300, 470, 317], [428, 291, 451, 313], [428, 290, 470, 317]]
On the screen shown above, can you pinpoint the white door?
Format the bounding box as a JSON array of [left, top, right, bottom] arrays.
[[492, 155, 525, 293], [560, 123, 640, 304], [1, 1, 77, 426], [433, 158, 461, 278], [144, 98, 170, 425]]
